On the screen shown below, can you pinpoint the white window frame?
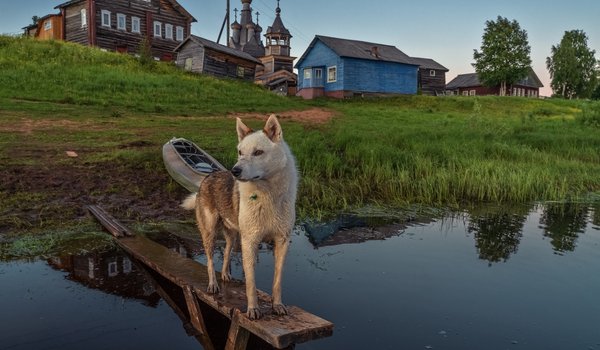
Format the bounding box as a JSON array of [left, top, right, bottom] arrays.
[[327, 66, 337, 83], [101, 10, 111, 28], [429, 69, 436, 77], [462, 90, 469, 96], [131, 16, 140, 33], [165, 23, 173, 40], [315, 68, 323, 80], [44, 21, 52, 31], [153, 21, 162, 38], [117, 13, 126, 31], [80, 9, 87, 28], [303, 68, 311, 79], [176, 26, 184, 41], [469, 89, 476, 96]]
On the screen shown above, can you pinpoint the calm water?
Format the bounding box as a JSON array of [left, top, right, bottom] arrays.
[[1, 203, 599, 350]]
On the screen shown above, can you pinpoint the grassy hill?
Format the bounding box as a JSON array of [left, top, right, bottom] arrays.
[[1, 36, 599, 235]]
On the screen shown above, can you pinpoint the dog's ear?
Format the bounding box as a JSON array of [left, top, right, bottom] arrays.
[[236, 117, 253, 142], [263, 114, 282, 143]]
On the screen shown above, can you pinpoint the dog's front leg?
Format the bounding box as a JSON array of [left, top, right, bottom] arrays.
[[272, 236, 289, 316], [241, 236, 261, 320]]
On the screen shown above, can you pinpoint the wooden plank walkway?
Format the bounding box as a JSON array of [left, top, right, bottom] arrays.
[[87, 205, 333, 349]]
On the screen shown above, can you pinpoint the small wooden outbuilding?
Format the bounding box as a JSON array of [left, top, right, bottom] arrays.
[[174, 35, 262, 81]]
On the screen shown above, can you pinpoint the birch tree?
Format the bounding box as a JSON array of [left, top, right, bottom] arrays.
[[473, 16, 531, 96]]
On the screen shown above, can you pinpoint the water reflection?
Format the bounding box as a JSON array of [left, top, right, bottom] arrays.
[[539, 203, 589, 254], [466, 205, 530, 265]]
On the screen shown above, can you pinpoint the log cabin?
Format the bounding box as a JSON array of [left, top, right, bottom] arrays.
[[22, 14, 64, 40], [446, 68, 543, 97], [410, 57, 449, 96], [174, 35, 262, 81], [54, 0, 196, 61]]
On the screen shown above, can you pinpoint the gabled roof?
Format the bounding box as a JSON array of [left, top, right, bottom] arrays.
[[296, 35, 418, 67], [410, 57, 448, 72], [54, 0, 197, 22], [174, 35, 262, 65], [446, 73, 480, 89], [446, 68, 544, 89]]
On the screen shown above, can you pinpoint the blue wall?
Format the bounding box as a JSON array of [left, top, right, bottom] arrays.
[[343, 58, 417, 94], [297, 39, 418, 94]]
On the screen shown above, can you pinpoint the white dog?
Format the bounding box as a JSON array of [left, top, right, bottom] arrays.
[[182, 115, 298, 320]]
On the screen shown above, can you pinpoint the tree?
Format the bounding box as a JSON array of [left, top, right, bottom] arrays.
[[31, 16, 39, 25], [473, 16, 532, 96], [547, 30, 598, 99]]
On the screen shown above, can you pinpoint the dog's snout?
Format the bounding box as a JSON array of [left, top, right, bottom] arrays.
[[231, 166, 242, 178]]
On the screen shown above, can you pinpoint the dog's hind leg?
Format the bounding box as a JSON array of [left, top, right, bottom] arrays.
[[272, 236, 290, 316], [197, 207, 220, 294], [221, 228, 237, 282]]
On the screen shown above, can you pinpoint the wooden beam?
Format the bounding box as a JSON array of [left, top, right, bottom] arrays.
[[225, 309, 250, 350]]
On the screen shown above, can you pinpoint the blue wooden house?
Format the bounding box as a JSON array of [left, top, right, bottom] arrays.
[[295, 35, 419, 99]]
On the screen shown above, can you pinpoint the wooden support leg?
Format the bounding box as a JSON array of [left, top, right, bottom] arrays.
[[183, 285, 211, 337], [225, 309, 250, 350]]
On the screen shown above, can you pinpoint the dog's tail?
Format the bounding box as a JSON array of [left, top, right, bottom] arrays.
[[180, 193, 197, 210]]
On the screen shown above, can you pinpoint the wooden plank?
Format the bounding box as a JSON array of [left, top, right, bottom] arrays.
[[225, 310, 250, 350], [87, 205, 135, 237], [88, 206, 334, 349]]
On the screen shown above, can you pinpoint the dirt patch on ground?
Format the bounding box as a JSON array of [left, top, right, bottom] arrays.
[[229, 108, 336, 124], [0, 118, 101, 135]]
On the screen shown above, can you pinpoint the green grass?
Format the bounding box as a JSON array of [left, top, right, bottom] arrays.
[[1, 36, 599, 228]]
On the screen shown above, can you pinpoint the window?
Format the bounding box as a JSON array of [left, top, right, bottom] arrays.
[[327, 66, 337, 83], [429, 69, 436, 77], [101, 10, 111, 27], [462, 91, 469, 96], [315, 68, 322, 80], [153, 21, 162, 37], [81, 9, 87, 28], [165, 24, 173, 40], [44, 21, 52, 31], [303, 69, 311, 79], [469, 90, 476, 96], [176, 26, 184, 41], [117, 13, 126, 30], [237, 66, 245, 78], [131, 17, 140, 33]]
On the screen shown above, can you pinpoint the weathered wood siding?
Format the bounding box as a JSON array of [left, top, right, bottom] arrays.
[[64, 2, 89, 45], [175, 40, 258, 81], [175, 40, 204, 73], [418, 68, 446, 95], [451, 85, 539, 97], [66, 0, 191, 59]]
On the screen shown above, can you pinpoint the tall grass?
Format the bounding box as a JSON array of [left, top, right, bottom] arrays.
[[1, 36, 599, 221]]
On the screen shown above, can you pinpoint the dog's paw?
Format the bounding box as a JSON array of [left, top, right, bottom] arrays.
[[272, 303, 288, 316], [206, 283, 220, 294], [246, 307, 262, 320], [222, 272, 232, 282]]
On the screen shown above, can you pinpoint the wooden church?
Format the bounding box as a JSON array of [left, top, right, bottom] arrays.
[[228, 0, 297, 95]]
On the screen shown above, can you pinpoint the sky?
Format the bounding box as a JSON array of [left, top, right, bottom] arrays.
[[1, 0, 600, 97]]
